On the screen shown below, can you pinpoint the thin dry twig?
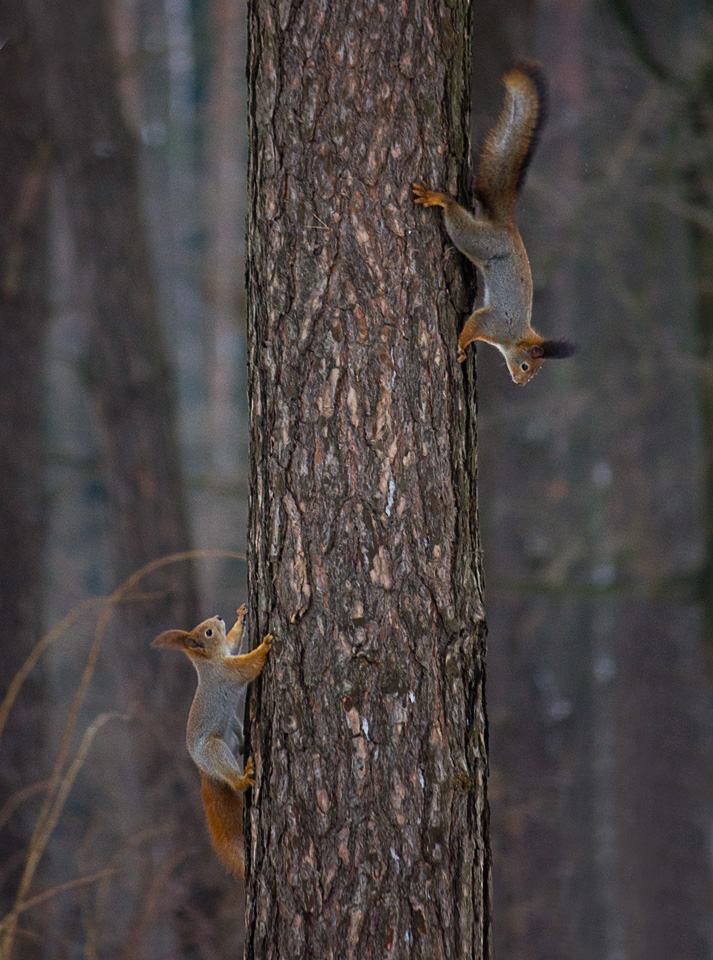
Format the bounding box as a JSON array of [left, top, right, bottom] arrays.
[[0, 712, 128, 954], [0, 597, 101, 745], [78, 822, 178, 956], [119, 847, 196, 960], [0, 548, 246, 960], [0, 782, 51, 833], [4, 866, 118, 918]]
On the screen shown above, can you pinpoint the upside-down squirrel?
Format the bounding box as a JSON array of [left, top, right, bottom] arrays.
[[414, 60, 575, 385]]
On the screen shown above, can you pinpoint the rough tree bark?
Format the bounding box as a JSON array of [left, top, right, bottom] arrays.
[[245, 2, 489, 959]]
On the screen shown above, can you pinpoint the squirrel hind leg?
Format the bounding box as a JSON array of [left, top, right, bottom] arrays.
[[458, 307, 491, 362], [198, 735, 255, 793]]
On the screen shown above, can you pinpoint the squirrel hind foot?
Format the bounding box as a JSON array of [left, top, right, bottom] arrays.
[[412, 183, 448, 208], [232, 756, 255, 792]]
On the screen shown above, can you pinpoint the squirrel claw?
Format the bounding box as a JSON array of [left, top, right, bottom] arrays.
[[233, 756, 255, 792], [240, 756, 256, 790], [235, 604, 247, 625], [262, 633, 273, 650], [413, 182, 446, 208]]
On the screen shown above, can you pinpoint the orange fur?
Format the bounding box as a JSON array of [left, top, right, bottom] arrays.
[[413, 62, 575, 383], [153, 611, 273, 878], [200, 774, 246, 878], [226, 634, 273, 683], [476, 61, 547, 223]]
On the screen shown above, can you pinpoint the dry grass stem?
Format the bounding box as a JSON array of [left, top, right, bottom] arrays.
[[0, 549, 246, 960]]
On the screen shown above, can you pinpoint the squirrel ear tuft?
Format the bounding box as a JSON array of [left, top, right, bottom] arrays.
[[152, 629, 190, 649], [539, 339, 577, 359]]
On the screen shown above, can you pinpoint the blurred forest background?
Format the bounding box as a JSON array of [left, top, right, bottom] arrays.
[[2, 0, 713, 958]]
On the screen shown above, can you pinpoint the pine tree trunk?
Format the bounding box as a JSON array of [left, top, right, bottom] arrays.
[[245, 2, 490, 957]]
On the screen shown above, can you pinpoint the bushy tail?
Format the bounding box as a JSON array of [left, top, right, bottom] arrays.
[[200, 773, 246, 878], [476, 60, 548, 223]]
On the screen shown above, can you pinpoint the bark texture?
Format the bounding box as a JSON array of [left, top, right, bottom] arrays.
[[246, 2, 489, 958]]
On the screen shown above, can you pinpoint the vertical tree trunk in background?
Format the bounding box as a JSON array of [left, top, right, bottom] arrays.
[[686, 57, 713, 652], [478, 4, 713, 960], [205, 0, 245, 471], [27, 0, 197, 640], [0, 2, 50, 925], [201, 0, 251, 610], [478, 4, 615, 956], [246, 2, 489, 958], [20, 0, 199, 954], [584, 4, 713, 959], [467, 7, 569, 960]]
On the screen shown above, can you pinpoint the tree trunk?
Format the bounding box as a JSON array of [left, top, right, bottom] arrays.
[[19, 0, 200, 953], [467, 8, 570, 960], [0, 2, 50, 925], [245, 2, 489, 958], [27, 0, 197, 640]]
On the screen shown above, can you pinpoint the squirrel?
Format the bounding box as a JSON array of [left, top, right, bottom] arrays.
[[413, 60, 575, 385], [153, 604, 272, 878]]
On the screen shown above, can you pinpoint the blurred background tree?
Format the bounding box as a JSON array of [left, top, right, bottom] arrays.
[[1, 0, 713, 957]]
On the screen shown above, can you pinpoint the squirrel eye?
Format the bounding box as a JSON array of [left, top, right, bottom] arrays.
[[205, 628, 213, 637], [521, 362, 529, 371]]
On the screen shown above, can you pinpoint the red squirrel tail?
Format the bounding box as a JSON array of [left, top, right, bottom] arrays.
[[476, 61, 548, 222], [200, 773, 246, 878]]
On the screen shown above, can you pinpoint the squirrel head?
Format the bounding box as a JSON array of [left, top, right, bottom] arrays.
[[504, 337, 576, 386], [153, 615, 229, 659]]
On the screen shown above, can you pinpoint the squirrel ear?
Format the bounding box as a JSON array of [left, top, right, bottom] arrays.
[[530, 344, 544, 358], [152, 629, 190, 649], [539, 339, 577, 359], [186, 635, 206, 651]]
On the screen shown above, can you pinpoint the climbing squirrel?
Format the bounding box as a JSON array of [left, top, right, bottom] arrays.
[[413, 60, 575, 385], [153, 604, 272, 878]]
